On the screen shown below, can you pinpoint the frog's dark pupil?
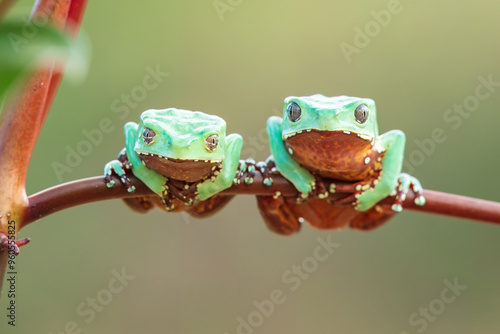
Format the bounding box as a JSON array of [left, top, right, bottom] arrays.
[[354, 104, 369, 124], [205, 134, 219, 151], [143, 128, 156, 144], [287, 102, 301, 122]]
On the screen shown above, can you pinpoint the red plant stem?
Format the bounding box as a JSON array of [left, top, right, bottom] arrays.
[[23, 174, 500, 228], [0, 0, 88, 300], [42, 0, 88, 117]]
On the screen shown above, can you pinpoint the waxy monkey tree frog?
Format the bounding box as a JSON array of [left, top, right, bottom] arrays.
[[256, 95, 425, 234], [104, 108, 242, 216]]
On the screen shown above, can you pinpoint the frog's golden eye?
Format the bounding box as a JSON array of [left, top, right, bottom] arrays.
[[287, 102, 301, 122], [142, 128, 156, 145], [354, 104, 369, 124], [205, 134, 219, 152]]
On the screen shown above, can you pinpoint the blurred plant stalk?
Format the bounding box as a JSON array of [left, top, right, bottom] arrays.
[[0, 0, 88, 300]]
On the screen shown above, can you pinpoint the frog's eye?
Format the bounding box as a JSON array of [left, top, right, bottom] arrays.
[[286, 102, 301, 122], [205, 134, 219, 152], [354, 104, 369, 124], [142, 128, 156, 145]]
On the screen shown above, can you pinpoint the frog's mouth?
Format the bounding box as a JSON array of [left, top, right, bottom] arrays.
[[284, 130, 380, 181], [137, 152, 223, 183]]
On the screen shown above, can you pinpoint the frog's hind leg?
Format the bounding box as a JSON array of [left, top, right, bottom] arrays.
[[290, 198, 396, 231], [122, 196, 155, 213], [290, 198, 352, 230], [188, 195, 235, 218], [256, 195, 302, 235], [349, 204, 396, 231]]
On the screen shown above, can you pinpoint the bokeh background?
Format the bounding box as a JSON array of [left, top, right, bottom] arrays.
[[2, 0, 500, 333]]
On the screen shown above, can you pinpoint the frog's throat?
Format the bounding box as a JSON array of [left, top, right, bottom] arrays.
[[284, 129, 373, 142], [283, 130, 381, 181], [137, 151, 223, 183]]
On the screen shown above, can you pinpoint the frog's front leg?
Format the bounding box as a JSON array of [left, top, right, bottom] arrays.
[[104, 148, 135, 192], [197, 134, 243, 201], [355, 130, 425, 211], [124, 122, 167, 195], [355, 130, 404, 211], [267, 116, 315, 197]]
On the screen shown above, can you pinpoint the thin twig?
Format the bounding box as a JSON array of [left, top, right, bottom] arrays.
[[23, 173, 500, 228]]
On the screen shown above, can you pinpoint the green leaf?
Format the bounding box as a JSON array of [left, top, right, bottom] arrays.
[[0, 21, 84, 99]]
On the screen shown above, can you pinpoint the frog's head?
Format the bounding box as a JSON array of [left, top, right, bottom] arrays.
[[282, 94, 378, 140], [134, 108, 226, 182], [281, 95, 380, 180]]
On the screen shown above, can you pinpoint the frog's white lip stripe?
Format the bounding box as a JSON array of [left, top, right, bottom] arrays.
[[137, 151, 222, 163], [284, 129, 373, 141]]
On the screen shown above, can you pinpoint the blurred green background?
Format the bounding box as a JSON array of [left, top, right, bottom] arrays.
[[2, 0, 500, 333]]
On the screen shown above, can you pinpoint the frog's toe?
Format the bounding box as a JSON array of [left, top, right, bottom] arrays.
[[243, 158, 256, 184], [354, 200, 372, 212], [312, 177, 329, 199], [414, 195, 426, 206], [257, 160, 275, 187], [105, 178, 115, 188], [391, 203, 403, 212], [104, 162, 117, 188], [120, 175, 135, 192]]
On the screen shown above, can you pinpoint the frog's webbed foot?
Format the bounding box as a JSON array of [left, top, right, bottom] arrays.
[[390, 173, 426, 212], [235, 158, 276, 186], [235, 159, 257, 185], [260, 159, 277, 187], [0, 233, 31, 256], [332, 173, 426, 212], [294, 175, 330, 203], [104, 150, 135, 192]]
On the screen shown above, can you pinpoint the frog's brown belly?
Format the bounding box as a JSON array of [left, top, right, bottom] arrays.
[[284, 130, 382, 181]]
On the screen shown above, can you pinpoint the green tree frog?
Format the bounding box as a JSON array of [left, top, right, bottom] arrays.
[[104, 108, 243, 216], [256, 94, 425, 234]]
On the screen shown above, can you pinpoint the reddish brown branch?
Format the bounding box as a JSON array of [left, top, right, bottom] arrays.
[[23, 173, 500, 228]]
